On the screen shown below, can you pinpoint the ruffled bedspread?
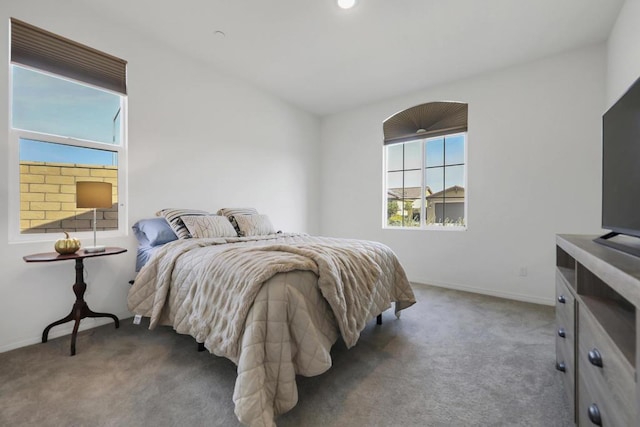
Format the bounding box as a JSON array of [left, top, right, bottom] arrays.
[[128, 234, 416, 426]]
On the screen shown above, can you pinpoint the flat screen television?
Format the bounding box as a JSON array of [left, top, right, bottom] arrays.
[[595, 76, 640, 257]]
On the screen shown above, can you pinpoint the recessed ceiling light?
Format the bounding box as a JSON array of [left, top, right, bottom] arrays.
[[337, 0, 357, 9]]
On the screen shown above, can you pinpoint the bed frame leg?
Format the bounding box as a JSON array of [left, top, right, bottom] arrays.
[[197, 342, 205, 352], [376, 314, 382, 325]]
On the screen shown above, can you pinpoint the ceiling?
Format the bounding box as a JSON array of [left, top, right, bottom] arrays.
[[77, 0, 624, 116]]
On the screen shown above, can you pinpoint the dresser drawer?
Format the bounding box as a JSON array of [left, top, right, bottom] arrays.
[[578, 367, 632, 427], [578, 371, 605, 426], [578, 369, 605, 427], [555, 273, 575, 360], [555, 272, 576, 417], [555, 333, 575, 416], [555, 271, 575, 328], [577, 306, 635, 426], [556, 268, 575, 302], [556, 327, 574, 371]]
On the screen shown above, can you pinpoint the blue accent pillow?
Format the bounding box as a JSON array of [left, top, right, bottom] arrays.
[[132, 218, 178, 247]]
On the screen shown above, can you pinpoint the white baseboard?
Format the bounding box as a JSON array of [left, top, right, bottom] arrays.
[[0, 318, 115, 354], [411, 280, 555, 306]]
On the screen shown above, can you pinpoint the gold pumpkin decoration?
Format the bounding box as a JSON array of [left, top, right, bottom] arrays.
[[54, 231, 82, 254]]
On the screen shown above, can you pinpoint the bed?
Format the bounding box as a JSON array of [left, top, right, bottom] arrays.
[[127, 209, 416, 427]]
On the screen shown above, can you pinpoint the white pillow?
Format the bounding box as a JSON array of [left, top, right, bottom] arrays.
[[216, 207, 259, 236], [181, 215, 238, 238], [234, 214, 276, 237]]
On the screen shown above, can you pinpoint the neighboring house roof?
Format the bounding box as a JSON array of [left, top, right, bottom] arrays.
[[388, 185, 466, 200], [389, 185, 466, 201], [426, 185, 465, 199], [387, 187, 433, 200]]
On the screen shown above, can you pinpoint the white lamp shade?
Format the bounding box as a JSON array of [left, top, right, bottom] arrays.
[[76, 181, 112, 209]]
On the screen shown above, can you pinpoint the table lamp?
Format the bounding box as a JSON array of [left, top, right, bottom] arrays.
[[76, 181, 112, 253]]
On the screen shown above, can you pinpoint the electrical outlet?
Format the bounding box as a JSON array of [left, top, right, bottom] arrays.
[[518, 267, 528, 277], [133, 315, 142, 325]]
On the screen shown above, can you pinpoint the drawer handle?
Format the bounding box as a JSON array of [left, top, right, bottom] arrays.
[[557, 328, 566, 338], [555, 361, 566, 372], [558, 295, 566, 304], [587, 403, 602, 425], [588, 348, 603, 368]]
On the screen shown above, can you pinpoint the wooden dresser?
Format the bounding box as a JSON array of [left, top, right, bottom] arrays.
[[555, 234, 640, 426]]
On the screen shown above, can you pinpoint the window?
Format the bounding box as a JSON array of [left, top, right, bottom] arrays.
[[383, 102, 467, 230], [9, 19, 127, 241]]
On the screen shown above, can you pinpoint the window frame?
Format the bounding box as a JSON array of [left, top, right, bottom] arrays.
[[383, 131, 467, 231], [8, 65, 128, 243]]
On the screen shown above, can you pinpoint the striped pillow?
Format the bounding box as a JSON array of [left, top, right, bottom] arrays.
[[216, 207, 259, 236], [156, 208, 210, 239], [181, 215, 238, 238], [234, 214, 276, 237]]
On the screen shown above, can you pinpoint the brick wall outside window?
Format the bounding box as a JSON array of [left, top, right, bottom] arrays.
[[20, 161, 118, 234]]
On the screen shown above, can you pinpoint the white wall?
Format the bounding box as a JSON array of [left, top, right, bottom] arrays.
[[2, 1, 627, 354], [0, 1, 320, 352], [319, 45, 606, 305], [607, 0, 640, 106]]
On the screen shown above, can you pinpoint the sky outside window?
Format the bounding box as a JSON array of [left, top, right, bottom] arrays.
[[12, 65, 121, 164], [20, 139, 117, 165]]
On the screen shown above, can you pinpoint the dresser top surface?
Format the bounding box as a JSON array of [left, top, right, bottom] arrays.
[[557, 234, 640, 308]]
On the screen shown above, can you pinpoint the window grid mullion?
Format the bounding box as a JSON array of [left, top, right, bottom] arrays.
[[421, 139, 425, 227], [402, 144, 406, 227], [443, 136, 447, 223]]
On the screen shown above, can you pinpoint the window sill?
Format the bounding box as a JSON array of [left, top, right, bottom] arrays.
[[383, 225, 467, 231], [9, 229, 128, 245]]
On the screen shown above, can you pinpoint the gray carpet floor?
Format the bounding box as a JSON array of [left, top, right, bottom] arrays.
[[0, 284, 572, 426]]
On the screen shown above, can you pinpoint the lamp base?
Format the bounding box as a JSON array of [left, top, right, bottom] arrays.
[[84, 245, 106, 253]]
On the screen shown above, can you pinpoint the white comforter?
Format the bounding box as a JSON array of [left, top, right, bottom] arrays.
[[127, 233, 416, 426]]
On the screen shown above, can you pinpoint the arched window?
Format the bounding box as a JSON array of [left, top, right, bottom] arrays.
[[383, 102, 467, 229]]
